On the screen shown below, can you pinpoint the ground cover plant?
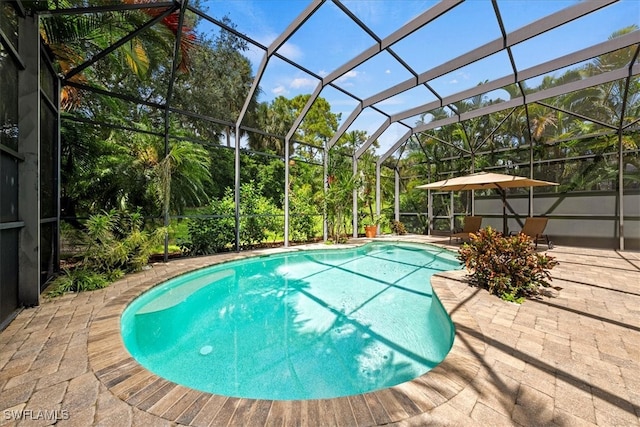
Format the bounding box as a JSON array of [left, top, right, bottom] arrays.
[[457, 227, 558, 303], [391, 220, 407, 235]]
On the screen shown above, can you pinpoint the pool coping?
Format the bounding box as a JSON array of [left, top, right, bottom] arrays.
[[87, 241, 486, 425]]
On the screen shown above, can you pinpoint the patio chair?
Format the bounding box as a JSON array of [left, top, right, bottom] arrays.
[[510, 217, 553, 249], [450, 216, 483, 243]]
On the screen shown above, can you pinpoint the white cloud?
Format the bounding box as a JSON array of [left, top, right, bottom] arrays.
[[290, 77, 317, 89], [255, 32, 278, 48], [385, 69, 391, 74], [266, 75, 318, 100], [336, 70, 359, 86], [449, 71, 470, 85], [254, 33, 302, 60], [272, 85, 288, 96], [277, 42, 303, 61]]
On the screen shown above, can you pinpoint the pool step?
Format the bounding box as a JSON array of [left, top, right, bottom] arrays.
[[136, 269, 235, 315]]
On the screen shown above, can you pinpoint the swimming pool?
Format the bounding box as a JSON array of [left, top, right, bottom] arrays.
[[121, 242, 460, 400]]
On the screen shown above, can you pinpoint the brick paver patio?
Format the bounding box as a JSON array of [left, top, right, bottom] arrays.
[[1, 236, 639, 426]]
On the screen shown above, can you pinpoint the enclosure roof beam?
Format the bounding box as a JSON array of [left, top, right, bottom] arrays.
[[378, 128, 412, 164], [329, 0, 621, 156], [324, 0, 462, 84], [164, 0, 187, 120], [285, 82, 324, 142], [474, 107, 519, 153], [63, 115, 165, 139], [527, 65, 637, 103], [382, 33, 640, 127], [187, 5, 267, 50], [419, 133, 472, 156], [492, 0, 519, 83], [270, 1, 324, 56], [535, 102, 619, 131], [64, 79, 236, 130], [327, 104, 363, 151], [291, 0, 460, 154], [169, 108, 234, 128], [415, 136, 435, 163], [237, 0, 324, 131], [623, 117, 640, 131], [420, 32, 638, 123], [378, 63, 638, 162], [38, 1, 176, 16], [362, 0, 617, 111], [411, 65, 638, 135], [354, 118, 390, 159], [63, 80, 164, 110], [518, 30, 639, 82], [619, 44, 640, 131]]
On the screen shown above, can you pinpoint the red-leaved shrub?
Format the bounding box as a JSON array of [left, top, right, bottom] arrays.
[[457, 226, 558, 303]]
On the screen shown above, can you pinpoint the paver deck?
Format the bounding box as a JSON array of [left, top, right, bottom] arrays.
[[1, 236, 639, 426]]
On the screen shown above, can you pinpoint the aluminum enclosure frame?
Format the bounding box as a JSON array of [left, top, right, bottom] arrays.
[[31, 0, 640, 255]]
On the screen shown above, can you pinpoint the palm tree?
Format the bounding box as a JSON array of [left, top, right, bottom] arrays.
[[36, 0, 196, 110], [324, 166, 359, 242], [129, 123, 212, 216], [249, 97, 295, 156]]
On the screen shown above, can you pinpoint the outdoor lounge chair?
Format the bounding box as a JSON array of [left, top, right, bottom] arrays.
[[450, 216, 483, 243], [510, 217, 553, 249]]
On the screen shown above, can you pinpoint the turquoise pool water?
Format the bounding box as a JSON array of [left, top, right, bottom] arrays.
[[121, 242, 460, 400]]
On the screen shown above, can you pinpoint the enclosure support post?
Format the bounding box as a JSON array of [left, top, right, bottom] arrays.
[[353, 156, 358, 238], [524, 103, 534, 219], [234, 52, 269, 252], [470, 153, 475, 216], [394, 168, 400, 222], [233, 131, 241, 252], [615, 60, 635, 250], [428, 190, 433, 236], [161, 0, 187, 262], [428, 166, 432, 235], [375, 162, 381, 229], [529, 136, 534, 218], [323, 146, 328, 242], [284, 140, 290, 247], [449, 193, 454, 234], [618, 132, 624, 251]]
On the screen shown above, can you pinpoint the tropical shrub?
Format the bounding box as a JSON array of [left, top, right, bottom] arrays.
[[325, 169, 360, 243], [181, 181, 282, 254], [82, 209, 165, 273], [239, 181, 279, 247], [457, 227, 558, 303], [289, 186, 318, 242], [47, 209, 165, 296], [180, 194, 235, 255]]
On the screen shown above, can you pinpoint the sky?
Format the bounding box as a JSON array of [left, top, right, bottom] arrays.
[[193, 0, 639, 154]]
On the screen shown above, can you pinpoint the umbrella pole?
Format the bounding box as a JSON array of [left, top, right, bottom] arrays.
[[503, 195, 507, 235], [496, 186, 508, 235]]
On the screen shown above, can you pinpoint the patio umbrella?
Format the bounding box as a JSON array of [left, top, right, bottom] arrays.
[[416, 172, 559, 234]]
